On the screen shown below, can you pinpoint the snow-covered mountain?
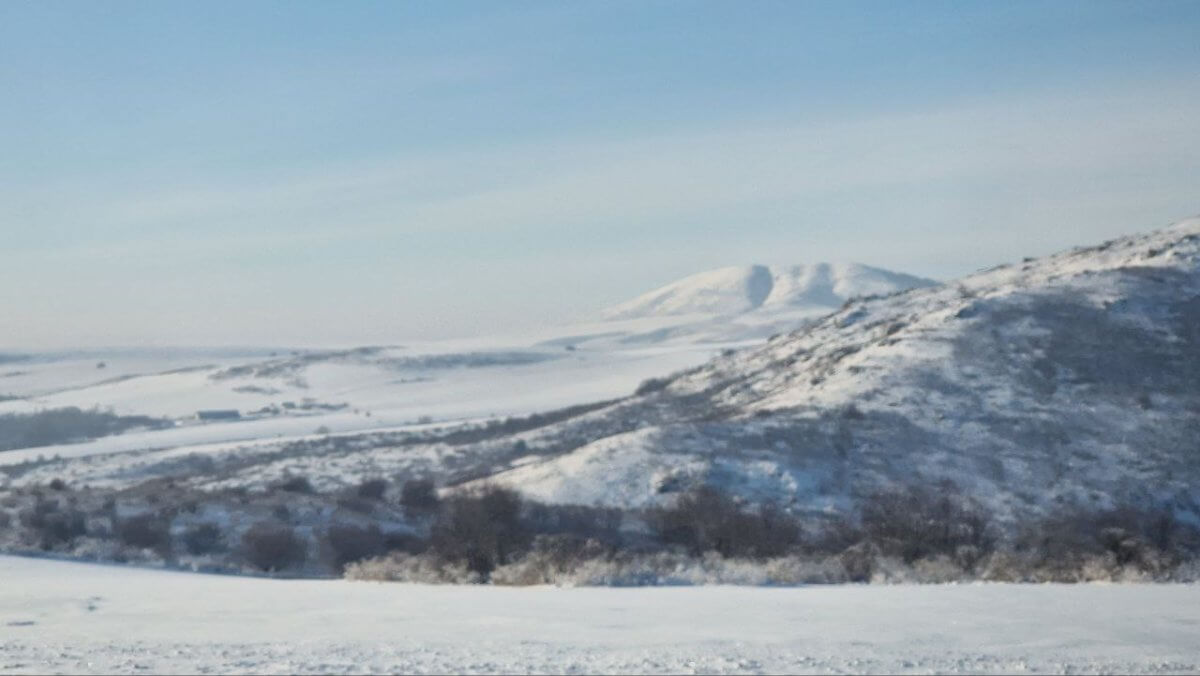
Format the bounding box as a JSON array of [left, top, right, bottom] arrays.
[[7, 218, 1199, 537], [460, 218, 1200, 522], [565, 263, 939, 347], [602, 263, 938, 320]]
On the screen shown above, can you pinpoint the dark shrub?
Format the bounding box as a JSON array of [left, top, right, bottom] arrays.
[[860, 484, 992, 565], [1015, 504, 1197, 576], [841, 404, 865, 420], [325, 523, 387, 570], [356, 478, 388, 500], [20, 498, 86, 549], [384, 530, 426, 554], [182, 522, 224, 555], [276, 476, 314, 494], [524, 502, 624, 545], [523, 533, 612, 574], [650, 486, 802, 559], [47, 478, 67, 491], [241, 522, 306, 572], [337, 496, 375, 514], [116, 513, 171, 551], [432, 486, 529, 576], [634, 377, 670, 396], [400, 479, 440, 513]]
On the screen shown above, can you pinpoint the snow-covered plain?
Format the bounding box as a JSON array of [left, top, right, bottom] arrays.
[[2, 555, 1198, 675], [0, 260, 934, 491]]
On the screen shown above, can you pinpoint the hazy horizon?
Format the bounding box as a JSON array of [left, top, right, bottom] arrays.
[[4, 1, 1199, 349]]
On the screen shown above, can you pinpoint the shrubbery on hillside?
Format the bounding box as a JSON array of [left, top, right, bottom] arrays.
[[3, 478, 1197, 584], [241, 522, 306, 572]]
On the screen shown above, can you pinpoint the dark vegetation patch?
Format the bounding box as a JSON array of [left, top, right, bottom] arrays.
[[648, 486, 800, 558], [182, 523, 224, 555], [241, 522, 307, 572], [115, 512, 171, 552], [2, 478, 1197, 583], [400, 478, 439, 513], [0, 407, 172, 452], [275, 476, 314, 494]]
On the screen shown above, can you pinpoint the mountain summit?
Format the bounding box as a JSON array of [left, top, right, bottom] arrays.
[[602, 263, 938, 320]]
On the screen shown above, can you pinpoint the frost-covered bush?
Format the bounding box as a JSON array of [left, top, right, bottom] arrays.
[[762, 555, 850, 585], [344, 552, 481, 584], [486, 549, 852, 587], [488, 535, 612, 585], [501, 552, 850, 587]]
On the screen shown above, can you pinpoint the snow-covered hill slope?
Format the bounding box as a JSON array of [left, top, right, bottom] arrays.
[[0, 342, 713, 464], [465, 218, 1200, 521], [0, 263, 931, 456], [7, 219, 1197, 535]]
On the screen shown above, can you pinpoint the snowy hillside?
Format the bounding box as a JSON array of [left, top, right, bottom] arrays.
[[8, 218, 1197, 531], [4, 218, 1200, 590], [465, 218, 1200, 520], [0, 262, 933, 459]]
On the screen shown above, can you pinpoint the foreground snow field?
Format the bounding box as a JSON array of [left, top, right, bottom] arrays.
[[2, 556, 1198, 675]]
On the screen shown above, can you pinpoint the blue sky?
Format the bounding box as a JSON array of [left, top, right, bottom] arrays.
[[3, 1, 1199, 347]]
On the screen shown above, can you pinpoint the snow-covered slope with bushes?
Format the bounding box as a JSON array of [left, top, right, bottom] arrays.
[[5, 219, 1198, 543], [468, 218, 1200, 521], [0, 263, 932, 461]]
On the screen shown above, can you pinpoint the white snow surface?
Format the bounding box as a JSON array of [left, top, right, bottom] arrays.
[[2, 555, 1198, 675]]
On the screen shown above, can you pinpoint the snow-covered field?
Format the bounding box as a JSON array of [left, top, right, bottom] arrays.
[[0, 260, 935, 492], [2, 556, 1197, 675]]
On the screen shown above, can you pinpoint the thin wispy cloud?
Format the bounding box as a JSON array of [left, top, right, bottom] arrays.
[[2, 1, 1198, 347]]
